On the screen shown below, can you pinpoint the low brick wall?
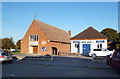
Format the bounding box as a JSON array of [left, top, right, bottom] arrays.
[[58, 52, 80, 56]]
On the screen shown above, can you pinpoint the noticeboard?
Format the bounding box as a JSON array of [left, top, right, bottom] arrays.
[[42, 47, 46, 51]]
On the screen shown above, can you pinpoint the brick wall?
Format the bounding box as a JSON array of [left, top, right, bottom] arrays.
[[21, 19, 71, 55], [21, 19, 48, 54]]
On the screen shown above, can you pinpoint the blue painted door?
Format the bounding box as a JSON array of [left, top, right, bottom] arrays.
[[83, 44, 91, 53]]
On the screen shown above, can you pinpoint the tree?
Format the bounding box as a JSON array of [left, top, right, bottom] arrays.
[[16, 39, 21, 49], [119, 32, 120, 38], [101, 28, 120, 49], [101, 28, 120, 42], [2, 37, 15, 49]]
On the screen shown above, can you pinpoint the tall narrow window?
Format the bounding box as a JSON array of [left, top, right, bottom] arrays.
[[97, 43, 99, 48], [33, 35, 34, 41], [37, 35, 38, 41], [100, 44, 102, 48], [32, 35, 34, 41], [75, 44, 77, 48], [30, 35, 32, 41], [29, 35, 38, 41], [35, 35, 36, 41]]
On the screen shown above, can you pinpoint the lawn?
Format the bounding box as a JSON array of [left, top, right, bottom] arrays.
[[10, 51, 21, 54]]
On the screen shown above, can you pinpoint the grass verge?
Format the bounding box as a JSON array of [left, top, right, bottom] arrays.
[[10, 52, 21, 54]]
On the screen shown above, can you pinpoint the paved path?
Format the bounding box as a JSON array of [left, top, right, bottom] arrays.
[[12, 53, 42, 60]]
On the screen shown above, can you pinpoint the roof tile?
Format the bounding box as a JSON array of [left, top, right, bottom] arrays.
[[34, 19, 71, 43], [71, 27, 107, 40]]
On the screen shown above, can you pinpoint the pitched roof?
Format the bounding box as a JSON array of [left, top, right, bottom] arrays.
[[71, 27, 107, 40], [34, 19, 70, 43]]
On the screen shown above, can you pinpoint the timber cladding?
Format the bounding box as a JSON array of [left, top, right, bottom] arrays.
[[21, 19, 70, 55]]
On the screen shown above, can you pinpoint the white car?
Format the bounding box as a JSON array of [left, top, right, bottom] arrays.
[[0, 50, 12, 63], [10, 49, 17, 52], [89, 48, 114, 57]]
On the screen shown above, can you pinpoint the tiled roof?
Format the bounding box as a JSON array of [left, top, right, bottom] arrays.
[[34, 19, 71, 43], [71, 27, 107, 40]]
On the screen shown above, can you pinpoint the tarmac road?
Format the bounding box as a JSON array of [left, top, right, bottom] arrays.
[[1, 56, 120, 77]]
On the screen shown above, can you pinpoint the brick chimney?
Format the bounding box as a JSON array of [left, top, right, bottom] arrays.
[[68, 30, 71, 37]]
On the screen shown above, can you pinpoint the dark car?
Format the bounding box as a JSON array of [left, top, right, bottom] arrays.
[[106, 49, 120, 69]]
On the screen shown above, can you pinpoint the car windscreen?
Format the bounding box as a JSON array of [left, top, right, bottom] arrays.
[[93, 49, 101, 51]]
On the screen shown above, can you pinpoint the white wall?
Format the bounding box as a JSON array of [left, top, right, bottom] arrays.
[[29, 41, 39, 54], [71, 39, 107, 53], [29, 46, 33, 54], [71, 40, 78, 53]]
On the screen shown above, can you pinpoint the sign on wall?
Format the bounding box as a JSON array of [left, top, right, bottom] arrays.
[[29, 42, 38, 46], [41, 41, 47, 45], [96, 40, 105, 43], [81, 41, 86, 43], [81, 41, 92, 43], [42, 47, 46, 51], [73, 41, 79, 43], [87, 41, 92, 43]]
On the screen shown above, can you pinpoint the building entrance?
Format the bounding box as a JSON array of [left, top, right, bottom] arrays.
[[33, 46, 38, 54], [52, 47, 57, 55]]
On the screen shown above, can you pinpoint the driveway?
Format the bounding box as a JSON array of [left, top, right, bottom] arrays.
[[2, 55, 120, 77]]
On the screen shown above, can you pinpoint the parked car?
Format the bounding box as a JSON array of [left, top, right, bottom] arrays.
[[89, 48, 114, 57], [106, 49, 120, 69], [10, 49, 17, 52], [0, 50, 12, 63], [3, 50, 10, 54]]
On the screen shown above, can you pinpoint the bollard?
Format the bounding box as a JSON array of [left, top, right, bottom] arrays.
[[51, 50, 53, 61], [92, 54, 94, 62]]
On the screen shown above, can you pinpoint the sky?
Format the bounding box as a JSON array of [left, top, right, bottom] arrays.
[[1, 0, 120, 2], [2, 2, 118, 44]]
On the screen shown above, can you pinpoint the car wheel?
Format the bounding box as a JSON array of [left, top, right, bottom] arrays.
[[0, 61, 2, 64], [107, 61, 111, 65], [9, 60, 13, 63], [106, 60, 109, 65], [106, 58, 112, 65]]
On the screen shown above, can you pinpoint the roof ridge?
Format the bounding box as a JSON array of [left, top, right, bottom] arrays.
[[89, 27, 107, 38], [34, 19, 67, 33], [71, 26, 107, 39], [71, 26, 90, 39]]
